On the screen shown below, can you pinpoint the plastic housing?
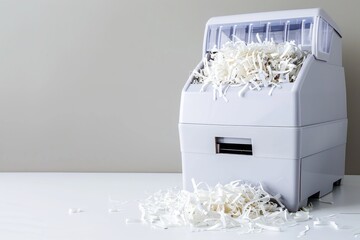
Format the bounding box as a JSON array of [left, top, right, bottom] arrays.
[[179, 8, 347, 211]]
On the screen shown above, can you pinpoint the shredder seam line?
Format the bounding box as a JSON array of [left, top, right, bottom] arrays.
[[179, 118, 347, 128], [182, 143, 346, 160]]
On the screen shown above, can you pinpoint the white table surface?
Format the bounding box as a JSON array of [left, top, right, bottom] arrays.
[[0, 173, 359, 240]]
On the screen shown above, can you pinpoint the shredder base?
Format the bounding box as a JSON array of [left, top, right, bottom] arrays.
[[182, 144, 345, 212]]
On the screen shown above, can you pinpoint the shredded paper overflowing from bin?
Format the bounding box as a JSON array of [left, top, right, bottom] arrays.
[[192, 38, 309, 99], [138, 179, 312, 233], [135, 180, 357, 237]]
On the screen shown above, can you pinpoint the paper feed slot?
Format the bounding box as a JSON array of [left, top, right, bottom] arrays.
[[215, 137, 253, 155]]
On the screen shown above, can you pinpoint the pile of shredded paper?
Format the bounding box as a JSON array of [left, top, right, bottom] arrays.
[[192, 38, 309, 99], [138, 180, 312, 233]]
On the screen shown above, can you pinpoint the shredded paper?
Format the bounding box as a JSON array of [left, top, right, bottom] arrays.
[[134, 179, 357, 237], [192, 37, 309, 99], [138, 180, 308, 232]]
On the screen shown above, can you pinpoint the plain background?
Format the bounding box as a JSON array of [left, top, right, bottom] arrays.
[[0, 0, 358, 174]]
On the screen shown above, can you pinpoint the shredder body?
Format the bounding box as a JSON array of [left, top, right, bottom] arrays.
[[179, 8, 347, 211]]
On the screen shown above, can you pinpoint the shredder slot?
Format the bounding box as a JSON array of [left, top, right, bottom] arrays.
[[215, 137, 253, 155]]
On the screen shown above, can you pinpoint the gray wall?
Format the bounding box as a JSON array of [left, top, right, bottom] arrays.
[[0, 0, 359, 174]]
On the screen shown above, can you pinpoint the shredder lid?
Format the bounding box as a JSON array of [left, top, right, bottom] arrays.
[[203, 8, 341, 55]]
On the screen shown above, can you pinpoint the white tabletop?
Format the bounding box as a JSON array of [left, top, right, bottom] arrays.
[[0, 173, 359, 240]]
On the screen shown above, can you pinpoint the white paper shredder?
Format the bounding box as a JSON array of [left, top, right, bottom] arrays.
[[179, 8, 347, 211]]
